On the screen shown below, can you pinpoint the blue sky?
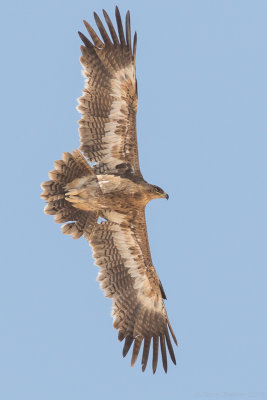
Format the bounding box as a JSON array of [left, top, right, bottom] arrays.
[[1, 1, 266, 399]]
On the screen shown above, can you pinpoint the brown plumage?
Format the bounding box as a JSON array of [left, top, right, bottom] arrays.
[[41, 7, 177, 373]]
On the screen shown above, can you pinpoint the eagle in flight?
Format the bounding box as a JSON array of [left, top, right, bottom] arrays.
[[41, 7, 177, 373]]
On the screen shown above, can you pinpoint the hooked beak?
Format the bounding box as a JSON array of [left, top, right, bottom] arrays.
[[165, 193, 169, 200]]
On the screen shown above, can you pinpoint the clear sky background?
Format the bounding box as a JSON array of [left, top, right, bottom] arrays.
[[1, 1, 266, 399]]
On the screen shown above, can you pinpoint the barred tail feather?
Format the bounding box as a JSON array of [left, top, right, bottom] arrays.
[[41, 149, 98, 240]]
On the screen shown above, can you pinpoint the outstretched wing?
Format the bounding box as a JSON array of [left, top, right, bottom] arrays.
[[77, 7, 141, 177], [90, 211, 177, 373]]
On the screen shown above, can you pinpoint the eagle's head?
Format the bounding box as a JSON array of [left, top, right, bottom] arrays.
[[151, 185, 169, 200]]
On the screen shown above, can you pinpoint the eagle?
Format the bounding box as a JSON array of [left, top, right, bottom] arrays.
[[41, 7, 177, 373]]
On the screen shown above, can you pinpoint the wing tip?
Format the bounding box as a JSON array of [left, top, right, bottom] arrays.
[[167, 319, 178, 346], [130, 336, 142, 367], [122, 336, 133, 358], [78, 31, 91, 48]]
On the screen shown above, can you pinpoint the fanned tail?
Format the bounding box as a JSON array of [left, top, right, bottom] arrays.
[[41, 149, 98, 239]]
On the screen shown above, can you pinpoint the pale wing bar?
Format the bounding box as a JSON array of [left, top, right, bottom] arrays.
[[77, 7, 140, 176], [90, 221, 177, 373]]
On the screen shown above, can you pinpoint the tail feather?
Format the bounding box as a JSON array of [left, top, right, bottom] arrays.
[[61, 209, 97, 240], [41, 149, 98, 240]]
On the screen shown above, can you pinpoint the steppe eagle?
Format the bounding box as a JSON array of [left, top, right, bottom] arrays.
[[41, 7, 177, 373]]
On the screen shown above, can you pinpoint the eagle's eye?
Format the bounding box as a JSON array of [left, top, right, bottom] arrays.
[[153, 185, 164, 194]]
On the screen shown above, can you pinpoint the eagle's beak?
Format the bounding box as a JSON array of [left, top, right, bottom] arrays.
[[165, 193, 169, 200]]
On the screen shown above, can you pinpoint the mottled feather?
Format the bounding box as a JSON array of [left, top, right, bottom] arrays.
[[41, 8, 177, 374], [77, 7, 140, 176], [90, 214, 176, 373]]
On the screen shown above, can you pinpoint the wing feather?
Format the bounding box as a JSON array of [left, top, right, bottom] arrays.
[[165, 327, 176, 365], [125, 11, 132, 53], [103, 9, 119, 44], [131, 336, 143, 367], [78, 31, 94, 49], [160, 334, 168, 373], [94, 12, 112, 45], [83, 20, 104, 48], [115, 6, 126, 46], [152, 336, 159, 374], [90, 212, 177, 373], [133, 32, 137, 63], [141, 337, 151, 372], [123, 336, 134, 357], [78, 8, 140, 176]]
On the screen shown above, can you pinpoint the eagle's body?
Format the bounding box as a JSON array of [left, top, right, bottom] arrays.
[[41, 7, 177, 373], [66, 172, 153, 215]]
